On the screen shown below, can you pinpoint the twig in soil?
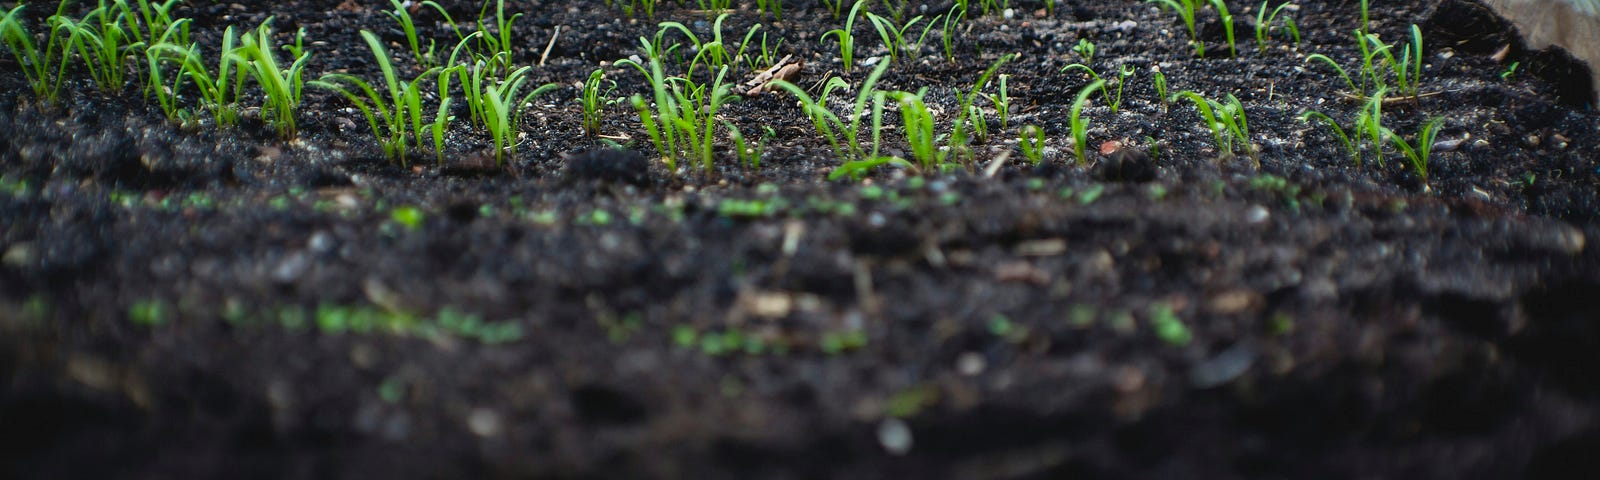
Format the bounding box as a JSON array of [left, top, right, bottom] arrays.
[[539, 25, 560, 66], [981, 150, 1010, 178]]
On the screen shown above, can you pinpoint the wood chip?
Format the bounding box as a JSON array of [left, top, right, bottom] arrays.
[[741, 55, 804, 96]]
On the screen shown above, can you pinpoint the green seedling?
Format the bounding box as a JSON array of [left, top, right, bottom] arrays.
[[1500, 61, 1519, 80], [1019, 125, 1046, 164], [474, 0, 522, 75], [1370, 25, 1424, 99], [880, 0, 911, 22], [743, 31, 784, 71], [387, 0, 435, 67], [116, 0, 185, 48], [1208, 0, 1236, 56], [823, 0, 868, 72], [230, 17, 311, 139], [129, 299, 168, 326], [625, 0, 659, 18], [1147, 0, 1203, 56], [1311, 24, 1424, 99], [311, 31, 452, 165], [893, 88, 944, 171], [1073, 38, 1095, 64], [981, 73, 1010, 129], [1303, 52, 1356, 94], [656, 15, 721, 76], [830, 156, 912, 181], [162, 25, 242, 127], [390, 205, 425, 230], [823, 0, 846, 19], [1173, 90, 1253, 159], [828, 88, 907, 179], [1383, 116, 1445, 183], [1061, 63, 1136, 113], [727, 124, 775, 169], [580, 68, 617, 136], [141, 18, 192, 121], [1254, 0, 1300, 54], [865, 10, 936, 64], [767, 60, 892, 162], [481, 66, 557, 165], [1, 3, 76, 104], [940, 4, 965, 62], [59, 0, 143, 92], [1153, 69, 1169, 110], [1149, 303, 1192, 346], [619, 39, 739, 174], [1298, 110, 1358, 164], [978, 0, 1009, 16], [1068, 79, 1106, 165], [949, 53, 1016, 159], [1359, 0, 1370, 35], [757, 0, 783, 20]]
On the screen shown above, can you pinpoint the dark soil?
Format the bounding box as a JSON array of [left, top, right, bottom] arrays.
[[4, 0, 1600, 478]]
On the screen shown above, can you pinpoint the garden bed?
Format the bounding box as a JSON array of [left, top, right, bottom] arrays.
[[3, 0, 1600, 477]]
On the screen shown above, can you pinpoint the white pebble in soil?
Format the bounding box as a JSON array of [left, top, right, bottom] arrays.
[[958, 352, 987, 376], [878, 418, 913, 455], [468, 408, 503, 438], [1245, 205, 1270, 225]]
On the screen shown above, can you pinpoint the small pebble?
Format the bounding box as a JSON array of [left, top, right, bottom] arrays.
[[2, 242, 33, 268], [468, 408, 503, 437], [1189, 344, 1257, 389], [309, 231, 336, 254], [957, 352, 986, 376], [272, 251, 311, 283], [1245, 205, 1270, 225], [877, 418, 913, 455]]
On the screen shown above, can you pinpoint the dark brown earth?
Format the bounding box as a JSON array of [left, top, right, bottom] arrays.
[[3, 0, 1600, 478]]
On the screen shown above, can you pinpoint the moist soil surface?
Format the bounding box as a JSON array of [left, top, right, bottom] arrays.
[[4, 0, 1600, 478]]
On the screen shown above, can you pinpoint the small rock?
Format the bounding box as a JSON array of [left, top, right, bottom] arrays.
[[957, 352, 986, 376], [309, 231, 337, 254], [1110, 365, 1145, 394], [2, 242, 33, 268], [272, 251, 311, 283], [1014, 238, 1067, 257], [468, 408, 503, 437], [877, 418, 913, 455], [1084, 249, 1115, 277], [1189, 344, 1257, 389], [1206, 289, 1261, 315], [740, 290, 794, 319], [995, 261, 1049, 284], [1432, 134, 1469, 152], [1244, 205, 1270, 225], [66, 355, 119, 391]]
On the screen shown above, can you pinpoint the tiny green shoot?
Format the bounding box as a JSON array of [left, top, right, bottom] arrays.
[[230, 17, 311, 139], [1068, 79, 1106, 165], [1254, 0, 1300, 54], [1172, 90, 1253, 159], [823, 0, 868, 72], [1019, 125, 1045, 164]]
